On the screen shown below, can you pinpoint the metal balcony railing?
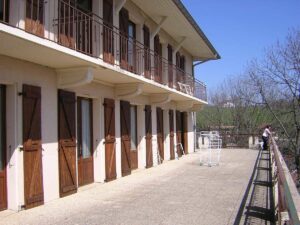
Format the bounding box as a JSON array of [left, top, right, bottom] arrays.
[[0, 0, 207, 102]]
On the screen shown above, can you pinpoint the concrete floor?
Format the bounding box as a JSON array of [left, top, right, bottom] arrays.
[[0, 149, 259, 225]]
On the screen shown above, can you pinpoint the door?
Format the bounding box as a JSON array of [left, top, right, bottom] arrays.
[[119, 8, 129, 70], [0, 85, 7, 211], [145, 105, 152, 168], [120, 100, 131, 176], [77, 97, 93, 186], [168, 45, 173, 88], [143, 25, 151, 79], [104, 98, 116, 182], [103, 0, 114, 64], [23, 84, 44, 209], [25, 0, 44, 37], [169, 110, 175, 160], [58, 90, 77, 197], [176, 110, 183, 157], [182, 112, 188, 154], [156, 107, 164, 162], [154, 35, 162, 83], [0, 0, 9, 22]]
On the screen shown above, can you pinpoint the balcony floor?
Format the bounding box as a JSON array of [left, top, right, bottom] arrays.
[[0, 149, 274, 225]]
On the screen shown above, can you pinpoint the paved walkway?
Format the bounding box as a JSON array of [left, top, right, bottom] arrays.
[[0, 149, 260, 225]]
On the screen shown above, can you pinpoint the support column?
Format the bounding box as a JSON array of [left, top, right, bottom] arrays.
[[115, 99, 122, 178], [163, 109, 170, 160], [151, 105, 158, 166], [137, 105, 146, 169]]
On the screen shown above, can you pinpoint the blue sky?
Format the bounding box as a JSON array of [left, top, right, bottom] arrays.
[[181, 0, 300, 90]]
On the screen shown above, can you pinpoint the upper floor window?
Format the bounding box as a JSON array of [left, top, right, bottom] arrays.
[[0, 0, 9, 22], [25, 0, 44, 37]]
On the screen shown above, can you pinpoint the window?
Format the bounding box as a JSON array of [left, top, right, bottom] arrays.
[[130, 105, 137, 150], [0, 0, 9, 22], [128, 21, 136, 70]]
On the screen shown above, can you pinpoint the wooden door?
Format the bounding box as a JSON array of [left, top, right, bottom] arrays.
[[0, 85, 7, 211], [169, 110, 175, 160], [156, 107, 164, 162], [120, 101, 131, 176], [25, 0, 44, 37], [168, 45, 173, 88], [176, 110, 182, 157], [176, 52, 182, 90], [104, 98, 116, 182], [103, 0, 114, 64], [58, 90, 77, 197], [154, 35, 162, 83], [182, 112, 188, 154], [77, 97, 94, 186], [0, 0, 9, 22], [143, 25, 151, 79], [119, 8, 129, 70], [23, 84, 44, 209], [145, 105, 152, 168]]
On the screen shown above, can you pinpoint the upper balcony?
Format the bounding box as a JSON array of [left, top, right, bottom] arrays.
[[0, 0, 217, 105]]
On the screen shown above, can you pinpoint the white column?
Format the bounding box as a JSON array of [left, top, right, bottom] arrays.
[[163, 109, 170, 160], [6, 84, 19, 211], [137, 105, 146, 169], [93, 98, 105, 182], [188, 112, 195, 153], [115, 99, 122, 178], [151, 105, 158, 166], [9, 0, 25, 29]]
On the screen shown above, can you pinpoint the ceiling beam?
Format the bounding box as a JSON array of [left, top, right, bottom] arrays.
[[150, 16, 167, 40], [150, 93, 171, 105], [57, 67, 94, 89], [115, 0, 127, 15], [174, 36, 187, 53], [115, 83, 143, 98]]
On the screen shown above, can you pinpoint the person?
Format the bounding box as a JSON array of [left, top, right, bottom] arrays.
[[262, 125, 271, 150]]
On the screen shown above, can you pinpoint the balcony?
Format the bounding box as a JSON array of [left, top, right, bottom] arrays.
[[0, 0, 207, 103]]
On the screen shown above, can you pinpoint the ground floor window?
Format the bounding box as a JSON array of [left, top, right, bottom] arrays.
[[130, 105, 137, 150]]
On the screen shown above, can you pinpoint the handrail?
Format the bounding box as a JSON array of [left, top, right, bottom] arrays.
[[270, 137, 300, 225]]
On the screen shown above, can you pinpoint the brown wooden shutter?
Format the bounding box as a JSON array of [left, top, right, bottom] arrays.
[[25, 0, 44, 37], [156, 107, 164, 162], [182, 112, 188, 154], [120, 100, 131, 176], [143, 25, 151, 79], [119, 8, 129, 70], [58, 89, 77, 197], [145, 105, 153, 168], [23, 84, 44, 209], [103, 0, 114, 64], [169, 110, 175, 160], [104, 98, 116, 182], [0, 85, 7, 211], [176, 110, 183, 157]]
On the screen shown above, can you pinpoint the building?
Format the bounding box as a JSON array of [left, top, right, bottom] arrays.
[[0, 0, 220, 211]]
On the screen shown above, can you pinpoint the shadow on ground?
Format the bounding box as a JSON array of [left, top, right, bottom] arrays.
[[233, 149, 275, 225]]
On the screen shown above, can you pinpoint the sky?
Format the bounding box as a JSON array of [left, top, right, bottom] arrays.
[[181, 0, 300, 91]]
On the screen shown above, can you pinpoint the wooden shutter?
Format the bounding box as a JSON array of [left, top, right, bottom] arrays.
[[120, 100, 131, 176], [103, 0, 114, 64], [145, 105, 153, 168], [25, 0, 44, 37], [176, 110, 182, 157], [0, 85, 7, 211], [156, 107, 164, 162], [169, 110, 175, 160], [104, 98, 116, 182], [23, 84, 44, 209], [58, 89, 77, 197], [182, 112, 188, 154], [143, 25, 151, 79], [168, 45, 173, 88], [119, 8, 129, 70]]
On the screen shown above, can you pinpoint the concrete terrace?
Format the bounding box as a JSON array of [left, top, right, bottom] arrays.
[[0, 149, 274, 225]]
